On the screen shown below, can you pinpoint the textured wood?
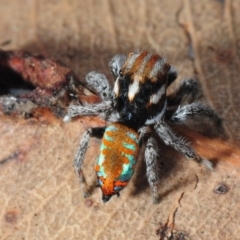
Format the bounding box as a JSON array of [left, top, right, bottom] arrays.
[[1, 0, 240, 239]]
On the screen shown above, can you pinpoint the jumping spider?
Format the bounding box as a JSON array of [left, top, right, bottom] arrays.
[[64, 51, 220, 203]]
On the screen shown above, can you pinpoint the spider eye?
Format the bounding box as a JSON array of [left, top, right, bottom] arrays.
[[119, 70, 123, 77]]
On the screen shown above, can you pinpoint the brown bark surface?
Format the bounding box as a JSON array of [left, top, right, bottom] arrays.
[[1, 1, 240, 239]]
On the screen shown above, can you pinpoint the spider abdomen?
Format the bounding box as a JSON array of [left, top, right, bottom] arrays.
[[95, 123, 139, 202]]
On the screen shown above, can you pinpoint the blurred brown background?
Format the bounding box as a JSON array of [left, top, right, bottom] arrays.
[[1, 0, 240, 239]]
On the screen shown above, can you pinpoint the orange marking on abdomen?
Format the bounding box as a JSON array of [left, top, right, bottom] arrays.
[[115, 180, 128, 187], [103, 132, 137, 156]]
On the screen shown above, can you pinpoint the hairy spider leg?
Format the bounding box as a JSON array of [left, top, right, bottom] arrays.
[[109, 54, 127, 78], [74, 127, 106, 197], [85, 71, 113, 101], [167, 78, 199, 107], [154, 122, 213, 169], [166, 65, 178, 87], [64, 101, 113, 122], [169, 102, 222, 127], [144, 136, 160, 203]]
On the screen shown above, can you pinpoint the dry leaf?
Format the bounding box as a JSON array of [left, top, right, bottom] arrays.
[[1, 1, 240, 240]]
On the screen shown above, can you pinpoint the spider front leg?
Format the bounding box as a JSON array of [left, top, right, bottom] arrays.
[[154, 122, 213, 169], [167, 78, 199, 108], [167, 65, 178, 87], [85, 71, 113, 101], [63, 71, 114, 122], [63, 101, 113, 122], [74, 127, 105, 198], [109, 54, 127, 78]]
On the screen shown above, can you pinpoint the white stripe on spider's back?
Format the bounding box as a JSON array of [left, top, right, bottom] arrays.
[[149, 84, 166, 104], [114, 77, 120, 97], [128, 79, 140, 102]]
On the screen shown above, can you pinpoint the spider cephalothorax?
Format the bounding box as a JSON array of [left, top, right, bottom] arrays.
[[64, 51, 221, 203], [113, 51, 172, 129]]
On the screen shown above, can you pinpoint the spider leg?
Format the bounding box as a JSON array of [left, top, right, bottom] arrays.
[[74, 127, 105, 197], [145, 101, 167, 125], [109, 54, 127, 78], [169, 102, 222, 127], [167, 78, 199, 107], [167, 65, 178, 87], [63, 101, 112, 122], [64, 70, 115, 122], [85, 71, 113, 101], [138, 126, 160, 203], [154, 122, 212, 169], [144, 136, 160, 203], [138, 125, 152, 141]]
